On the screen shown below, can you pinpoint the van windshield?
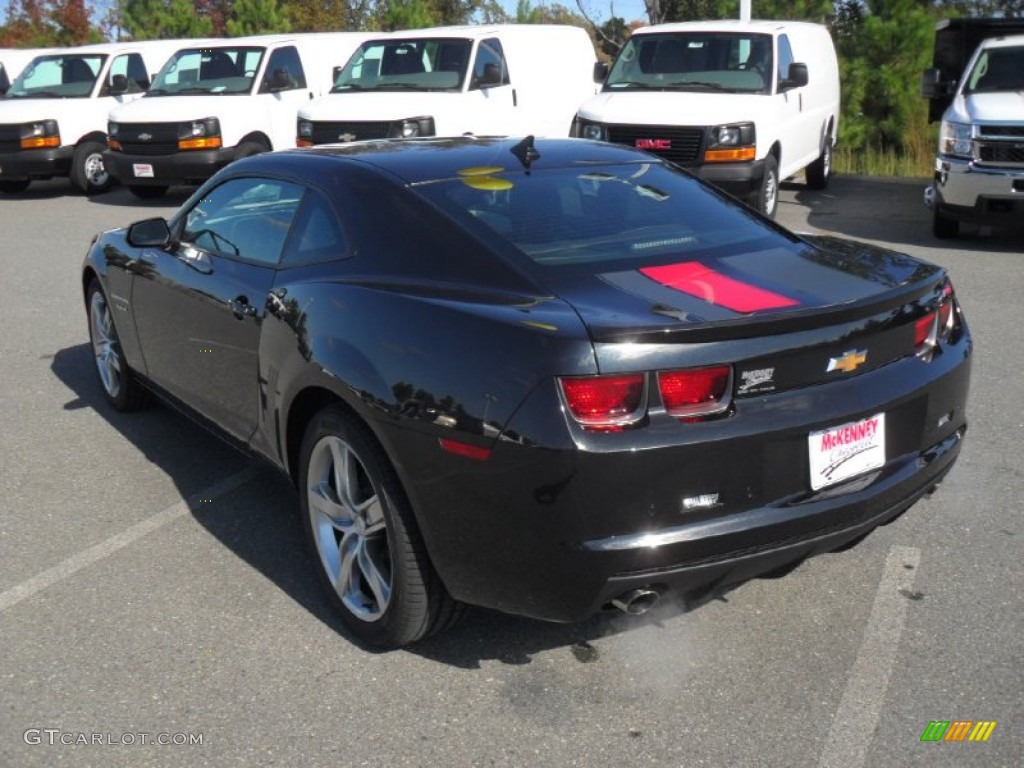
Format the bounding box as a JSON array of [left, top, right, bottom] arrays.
[[6, 54, 107, 99], [332, 38, 470, 93], [148, 47, 265, 96], [605, 33, 773, 94], [964, 46, 1024, 93]]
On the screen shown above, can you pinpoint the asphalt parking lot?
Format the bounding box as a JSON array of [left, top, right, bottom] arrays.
[[1, 174, 1021, 767]]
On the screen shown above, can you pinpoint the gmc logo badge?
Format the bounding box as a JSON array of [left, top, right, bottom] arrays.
[[636, 138, 671, 150]]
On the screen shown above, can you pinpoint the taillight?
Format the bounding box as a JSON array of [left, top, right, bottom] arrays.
[[559, 374, 645, 430], [658, 365, 732, 420], [916, 280, 957, 359]]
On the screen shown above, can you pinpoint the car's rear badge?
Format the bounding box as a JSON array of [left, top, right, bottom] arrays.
[[827, 349, 868, 373], [738, 367, 775, 394], [639, 262, 800, 313]]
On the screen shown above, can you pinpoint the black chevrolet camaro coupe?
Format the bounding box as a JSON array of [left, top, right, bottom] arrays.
[[82, 137, 972, 647]]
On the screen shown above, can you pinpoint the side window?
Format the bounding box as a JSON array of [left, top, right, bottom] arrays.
[[776, 35, 794, 87], [261, 46, 306, 92], [102, 53, 148, 95], [181, 177, 304, 266], [281, 190, 348, 266], [471, 38, 509, 89]]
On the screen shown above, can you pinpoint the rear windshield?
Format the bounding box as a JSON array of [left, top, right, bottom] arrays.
[[412, 162, 796, 272]]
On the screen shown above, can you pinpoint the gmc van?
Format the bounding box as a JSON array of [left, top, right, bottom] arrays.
[[573, 20, 840, 218], [296, 24, 599, 145], [0, 41, 184, 195], [105, 33, 371, 199]]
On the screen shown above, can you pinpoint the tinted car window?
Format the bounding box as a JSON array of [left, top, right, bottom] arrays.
[[100, 52, 149, 95], [261, 45, 306, 92], [414, 163, 794, 272], [777, 35, 794, 86], [281, 190, 348, 266], [471, 38, 509, 89], [181, 177, 303, 265]]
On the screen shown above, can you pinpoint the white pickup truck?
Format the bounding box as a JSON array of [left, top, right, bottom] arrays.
[[922, 18, 1024, 238]]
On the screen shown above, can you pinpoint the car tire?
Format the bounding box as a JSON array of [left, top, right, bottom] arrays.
[[805, 138, 832, 190], [299, 406, 463, 648], [932, 205, 959, 239], [128, 185, 170, 200], [0, 180, 31, 194], [749, 154, 779, 218], [70, 141, 114, 195], [86, 280, 151, 411]]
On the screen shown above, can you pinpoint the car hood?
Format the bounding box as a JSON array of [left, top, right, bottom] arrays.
[[109, 94, 247, 123], [0, 98, 65, 123], [578, 90, 765, 126], [949, 90, 1024, 123], [544, 235, 942, 343], [301, 91, 462, 122]]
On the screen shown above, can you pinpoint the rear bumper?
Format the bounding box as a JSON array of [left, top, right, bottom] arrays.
[[929, 155, 1024, 226], [385, 322, 972, 624], [104, 147, 236, 186], [0, 146, 73, 180]]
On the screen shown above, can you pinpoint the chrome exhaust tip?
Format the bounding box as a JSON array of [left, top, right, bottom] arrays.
[[610, 588, 661, 615]]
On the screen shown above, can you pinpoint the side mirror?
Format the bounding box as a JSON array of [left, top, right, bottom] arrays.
[[127, 217, 171, 248], [783, 63, 808, 89], [478, 62, 503, 88], [267, 68, 292, 92], [593, 61, 609, 84], [108, 73, 128, 95], [921, 68, 942, 99]]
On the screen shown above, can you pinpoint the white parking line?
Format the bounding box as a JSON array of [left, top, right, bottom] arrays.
[[0, 466, 260, 614], [819, 545, 921, 768]]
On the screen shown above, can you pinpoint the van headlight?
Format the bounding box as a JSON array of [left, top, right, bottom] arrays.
[[939, 121, 972, 159], [391, 117, 435, 139], [178, 118, 221, 150], [575, 120, 607, 141], [20, 119, 60, 149], [704, 122, 756, 162]]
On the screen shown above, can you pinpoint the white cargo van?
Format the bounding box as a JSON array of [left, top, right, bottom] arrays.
[[921, 18, 1024, 238], [0, 41, 184, 194], [0, 48, 57, 95], [105, 32, 371, 198], [574, 20, 840, 218], [296, 24, 599, 146]]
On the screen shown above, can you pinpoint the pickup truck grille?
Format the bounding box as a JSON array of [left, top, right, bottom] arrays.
[[975, 125, 1024, 167], [311, 121, 391, 145], [606, 125, 705, 165], [978, 144, 1024, 164], [114, 123, 180, 156]]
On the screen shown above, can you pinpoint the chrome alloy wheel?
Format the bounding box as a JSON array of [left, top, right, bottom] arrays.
[[307, 435, 393, 621], [83, 151, 109, 188], [89, 289, 122, 399]]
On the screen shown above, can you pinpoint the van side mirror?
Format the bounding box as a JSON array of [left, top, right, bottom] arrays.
[[920, 68, 950, 99], [593, 61, 609, 83], [478, 62, 503, 88], [127, 217, 171, 248], [782, 63, 808, 89], [267, 68, 292, 92], [109, 74, 129, 95]]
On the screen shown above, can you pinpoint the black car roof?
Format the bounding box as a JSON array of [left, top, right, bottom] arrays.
[[263, 137, 660, 185]]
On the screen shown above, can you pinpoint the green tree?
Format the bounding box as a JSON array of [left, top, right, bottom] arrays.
[[225, 0, 291, 36], [380, 0, 437, 30], [119, 0, 214, 39]]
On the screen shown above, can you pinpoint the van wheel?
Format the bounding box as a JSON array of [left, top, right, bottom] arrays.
[[128, 185, 169, 200], [805, 139, 832, 190], [0, 180, 30, 194], [70, 141, 113, 195], [932, 206, 959, 239], [750, 154, 779, 218]]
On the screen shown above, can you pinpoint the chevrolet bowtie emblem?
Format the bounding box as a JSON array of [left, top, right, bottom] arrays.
[[138, 132, 152, 141], [337, 132, 356, 142], [827, 349, 868, 373]]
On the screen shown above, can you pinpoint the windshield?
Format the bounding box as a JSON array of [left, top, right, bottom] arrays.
[[413, 163, 792, 272], [6, 53, 106, 98], [965, 46, 1024, 93], [332, 38, 471, 93], [605, 33, 773, 94], [148, 47, 265, 96]]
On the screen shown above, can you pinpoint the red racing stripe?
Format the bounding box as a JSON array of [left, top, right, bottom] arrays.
[[639, 261, 799, 313]]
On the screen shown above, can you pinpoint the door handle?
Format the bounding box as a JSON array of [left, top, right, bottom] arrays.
[[229, 296, 257, 319]]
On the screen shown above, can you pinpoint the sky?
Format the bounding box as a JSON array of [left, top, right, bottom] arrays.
[[516, 0, 652, 23]]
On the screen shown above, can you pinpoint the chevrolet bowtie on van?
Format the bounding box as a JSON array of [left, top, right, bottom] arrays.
[[105, 33, 371, 199], [296, 25, 599, 146], [0, 41, 185, 195], [574, 20, 840, 218]]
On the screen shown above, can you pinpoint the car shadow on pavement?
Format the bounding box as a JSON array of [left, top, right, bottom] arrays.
[[51, 342, 731, 667], [781, 175, 1024, 253]]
